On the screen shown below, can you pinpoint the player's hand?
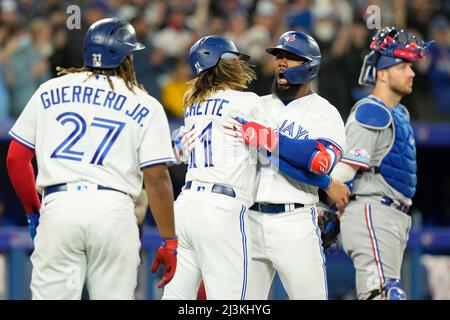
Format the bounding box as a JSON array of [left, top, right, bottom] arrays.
[[26, 211, 40, 241], [223, 117, 279, 152], [151, 238, 178, 288], [325, 178, 350, 214], [223, 117, 245, 144], [173, 126, 198, 163]]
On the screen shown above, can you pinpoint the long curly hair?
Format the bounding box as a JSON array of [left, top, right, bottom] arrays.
[[56, 55, 145, 94], [183, 59, 256, 108]]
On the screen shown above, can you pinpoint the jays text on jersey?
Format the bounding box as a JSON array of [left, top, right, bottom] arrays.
[[255, 92, 346, 204]]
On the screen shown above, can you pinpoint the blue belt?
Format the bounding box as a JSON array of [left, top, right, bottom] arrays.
[[250, 202, 304, 214], [184, 181, 236, 198], [380, 196, 411, 214], [44, 183, 126, 197], [350, 195, 411, 214]]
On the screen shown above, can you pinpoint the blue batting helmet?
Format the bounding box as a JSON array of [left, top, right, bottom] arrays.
[[83, 18, 145, 69], [188, 35, 250, 77], [266, 31, 321, 84], [359, 27, 434, 85]]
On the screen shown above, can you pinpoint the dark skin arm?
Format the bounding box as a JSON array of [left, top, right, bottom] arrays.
[[324, 178, 350, 215], [143, 164, 176, 238]]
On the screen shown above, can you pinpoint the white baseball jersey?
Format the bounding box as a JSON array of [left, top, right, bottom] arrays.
[[184, 89, 270, 200], [255, 93, 346, 204], [163, 89, 270, 300], [9, 72, 175, 199]]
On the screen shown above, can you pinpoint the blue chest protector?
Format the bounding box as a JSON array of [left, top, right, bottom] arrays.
[[355, 97, 417, 199]]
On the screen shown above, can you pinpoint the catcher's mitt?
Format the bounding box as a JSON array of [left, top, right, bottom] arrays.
[[317, 206, 340, 249]]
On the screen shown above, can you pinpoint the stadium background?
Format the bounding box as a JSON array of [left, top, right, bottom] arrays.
[[0, 0, 450, 299]]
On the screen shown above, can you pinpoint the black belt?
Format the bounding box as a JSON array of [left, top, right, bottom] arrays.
[[350, 195, 410, 214], [44, 183, 127, 197], [250, 202, 304, 214], [184, 181, 236, 198]]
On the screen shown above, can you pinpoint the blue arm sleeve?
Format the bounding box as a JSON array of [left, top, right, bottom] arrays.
[[278, 157, 331, 189], [277, 135, 339, 173], [277, 134, 317, 169]]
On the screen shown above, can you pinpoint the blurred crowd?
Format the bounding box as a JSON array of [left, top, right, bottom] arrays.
[[1, 0, 450, 122]]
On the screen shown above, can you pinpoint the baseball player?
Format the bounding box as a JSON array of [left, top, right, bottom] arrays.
[[6, 18, 177, 300], [161, 35, 272, 300], [223, 31, 348, 300], [331, 27, 434, 300]]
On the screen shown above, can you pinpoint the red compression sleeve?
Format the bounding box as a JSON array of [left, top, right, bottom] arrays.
[[6, 140, 41, 213]]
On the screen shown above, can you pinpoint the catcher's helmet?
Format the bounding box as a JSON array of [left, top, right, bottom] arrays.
[[188, 35, 250, 77], [266, 31, 321, 84], [83, 18, 145, 69], [359, 27, 434, 85]]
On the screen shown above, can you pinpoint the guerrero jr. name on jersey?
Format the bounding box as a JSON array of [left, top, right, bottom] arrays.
[[40, 85, 150, 126]]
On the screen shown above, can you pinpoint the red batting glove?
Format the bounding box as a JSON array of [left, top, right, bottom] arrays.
[[151, 238, 178, 288], [242, 122, 279, 152]]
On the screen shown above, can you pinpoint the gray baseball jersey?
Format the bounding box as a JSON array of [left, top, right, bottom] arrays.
[[341, 108, 412, 206]]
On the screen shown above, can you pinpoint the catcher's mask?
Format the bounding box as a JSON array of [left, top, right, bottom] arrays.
[[359, 27, 434, 86], [266, 31, 321, 85]]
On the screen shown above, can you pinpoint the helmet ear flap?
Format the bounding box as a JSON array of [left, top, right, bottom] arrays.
[[282, 59, 320, 85]]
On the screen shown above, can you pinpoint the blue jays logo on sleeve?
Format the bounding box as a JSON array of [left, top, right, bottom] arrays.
[[350, 147, 370, 160]]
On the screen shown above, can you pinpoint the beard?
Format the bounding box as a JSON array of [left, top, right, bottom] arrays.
[[271, 78, 302, 101], [390, 79, 413, 96]]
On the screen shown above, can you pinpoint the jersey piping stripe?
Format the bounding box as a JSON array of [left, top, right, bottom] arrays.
[[239, 205, 248, 300], [368, 204, 386, 290], [311, 207, 328, 299], [140, 157, 176, 169], [364, 204, 385, 298], [341, 157, 370, 169], [8, 130, 35, 149]]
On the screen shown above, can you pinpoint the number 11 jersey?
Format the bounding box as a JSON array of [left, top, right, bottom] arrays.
[[183, 89, 270, 200]]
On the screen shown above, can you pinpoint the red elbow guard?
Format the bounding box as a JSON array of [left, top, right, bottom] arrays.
[[309, 142, 332, 175]]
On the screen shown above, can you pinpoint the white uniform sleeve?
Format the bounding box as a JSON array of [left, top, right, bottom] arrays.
[[250, 100, 276, 128], [308, 105, 346, 156], [228, 94, 274, 127], [139, 103, 176, 169], [8, 88, 41, 149]]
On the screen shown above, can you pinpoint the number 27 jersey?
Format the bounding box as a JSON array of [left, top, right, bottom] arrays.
[[9, 72, 175, 199]]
